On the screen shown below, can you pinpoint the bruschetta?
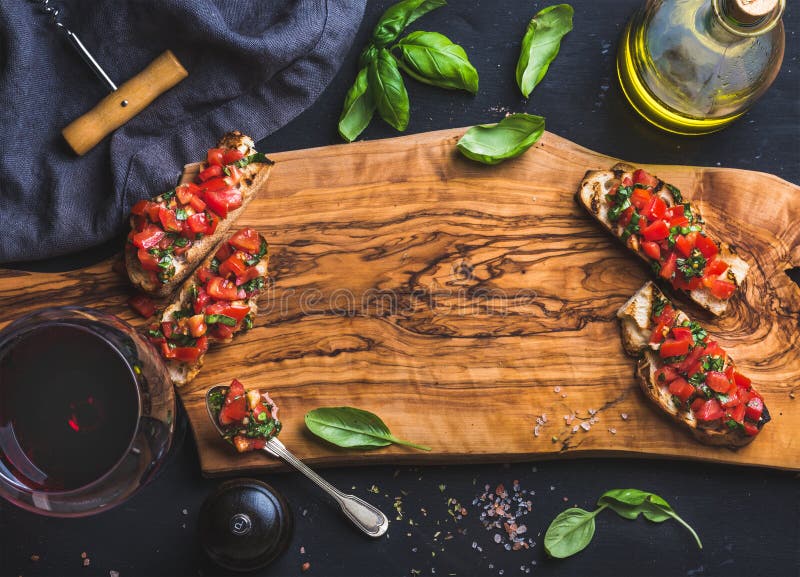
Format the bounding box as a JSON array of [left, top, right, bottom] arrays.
[[576, 163, 749, 316], [146, 227, 269, 386], [617, 281, 769, 448], [126, 132, 273, 298]]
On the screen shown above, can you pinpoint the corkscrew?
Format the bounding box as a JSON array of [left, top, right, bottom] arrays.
[[30, 0, 189, 155], [30, 0, 118, 91]]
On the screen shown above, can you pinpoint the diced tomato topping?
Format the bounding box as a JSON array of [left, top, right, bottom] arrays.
[[219, 303, 251, 322], [128, 294, 156, 318], [643, 196, 667, 221], [733, 371, 752, 390], [199, 164, 223, 182], [660, 251, 677, 280], [233, 436, 267, 453], [229, 228, 262, 253], [641, 219, 669, 241], [223, 149, 245, 165], [642, 240, 661, 260], [727, 403, 746, 424], [130, 199, 151, 217], [706, 371, 732, 393], [695, 234, 719, 259], [219, 381, 247, 425], [214, 242, 233, 262], [207, 148, 226, 167], [197, 268, 216, 285], [210, 323, 235, 339], [176, 183, 199, 205], [187, 314, 207, 338], [158, 207, 182, 232], [224, 164, 242, 186], [189, 194, 207, 213], [631, 188, 652, 211], [690, 397, 705, 413], [236, 267, 262, 287], [710, 279, 736, 300], [160, 321, 175, 340], [204, 188, 243, 219], [136, 248, 160, 271], [704, 258, 729, 277], [219, 252, 249, 279], [674, 235, 692, 258], [670, 326, 693, 342], [187, 212, 211, 234], [668, 205, 690, 227], [617, 206, 635, 227], [677, 345, 705, 374], [654, 304, 675, 326], [654, 365, 679, 385], [633, 169, 659, 188], [228, 378, 245, 399], [743, 422, 760, 436], [695, 398, 724, 422], [703, 341, 725, 359], [193, 287, 210, 314], [721, 389, 742, 408], [668, 377, 694, 402], [172, 346, 202, 363], [132, 225, 165, 249], [660, 338, 691, 358], [160, 342, 176, 359], [206, 277, 242, 301], [745, 396, 763, 421]]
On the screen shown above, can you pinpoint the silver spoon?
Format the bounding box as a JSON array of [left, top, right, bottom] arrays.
[[205, 385, 389, 538]]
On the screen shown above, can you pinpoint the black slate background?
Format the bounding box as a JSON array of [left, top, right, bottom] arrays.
[[2, 1, 798, 576]]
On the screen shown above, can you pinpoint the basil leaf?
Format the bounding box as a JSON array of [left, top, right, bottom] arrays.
[[338, 67, 375, 142], [516, 4, 574, 98], [369, 49, 410, 131], [597, 489, 702, 549], [359, 44, 378, 68], [544, 506, 605, 558], [394, 31, 478, 93], [456, 113, 545, 165], [304, 407, 431, 451], [372, 0, 447, 48], [204, 314, 237, 326]]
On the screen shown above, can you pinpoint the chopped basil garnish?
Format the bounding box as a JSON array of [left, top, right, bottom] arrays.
[[606, 185, 632, 222], [172, 308, 192, 320], [233, 152, 272, 169], [210, 257, 220, 273], [243, 314, 254, 331], [620, 212, 641, 241], [726, 419, 744, 431], [176, 208, 188, 221], [676, 249, 706, 279], [681, 320, 707, 345], [223, 166, 231, 176], [245, 238, 268, 266], [652, 294, 667, 318], [688, 372, 706, 388], [161, 189, 176, 201], [174, 236, 189, 247], [666, 183, 683, 203], [241, 277, 265, 293], [147, 328, 164, 338], [205, 314, 237, 326], [701, 355, 724, 372]]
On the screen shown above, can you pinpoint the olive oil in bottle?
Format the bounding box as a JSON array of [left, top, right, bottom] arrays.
[[617, 0, 785, 135]]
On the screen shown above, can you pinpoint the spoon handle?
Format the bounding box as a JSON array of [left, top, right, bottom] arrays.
[[265, 438, 389, 538]]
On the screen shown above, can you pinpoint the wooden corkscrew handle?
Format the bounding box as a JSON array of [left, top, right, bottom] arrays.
[[62, 50, 188, 156]]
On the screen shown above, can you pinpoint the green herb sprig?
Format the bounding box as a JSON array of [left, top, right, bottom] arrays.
[[338, 0, 478, 142], [516, 4, 574, 98], [305, 406, 431, 451], [544, 489, 702, 559]]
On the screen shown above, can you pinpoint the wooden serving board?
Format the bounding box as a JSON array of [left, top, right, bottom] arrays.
[[1, 129, 798, 474]]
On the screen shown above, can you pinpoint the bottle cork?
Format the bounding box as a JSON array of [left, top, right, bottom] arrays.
[[727, 0, 779, 23]]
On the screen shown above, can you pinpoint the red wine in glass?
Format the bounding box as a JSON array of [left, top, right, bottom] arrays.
[[0, 324, 140, 491]]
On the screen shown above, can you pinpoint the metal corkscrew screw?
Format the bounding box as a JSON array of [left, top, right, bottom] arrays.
[[30, 0, 118, 92]]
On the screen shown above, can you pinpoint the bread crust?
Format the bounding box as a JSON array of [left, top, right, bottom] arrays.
[[126, 132, 273, 298], [618, 282, 768, 448], [576, 163, 749, 316]]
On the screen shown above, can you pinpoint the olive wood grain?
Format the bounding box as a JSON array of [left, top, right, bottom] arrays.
[[1, 128, 797, 474]]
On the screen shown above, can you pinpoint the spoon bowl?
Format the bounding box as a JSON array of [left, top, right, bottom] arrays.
[[205, 383, 389, 538]]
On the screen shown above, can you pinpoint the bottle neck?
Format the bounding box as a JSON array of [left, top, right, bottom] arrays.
[[712, 0, 784, 37]]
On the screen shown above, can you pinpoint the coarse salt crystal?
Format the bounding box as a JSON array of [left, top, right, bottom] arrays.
[[580, 422, 591, 431], [561, 393, 567, 398], [588, 408, 597, 416], [494, 534, 502, 543], [533, 425, 540, 437], [609, 427, 617, 434], [554, 386, 561, 393], [621, 413, 629, 420], [572, 425, 579, 433]]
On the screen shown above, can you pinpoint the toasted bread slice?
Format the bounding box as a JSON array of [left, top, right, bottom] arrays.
[[126, 132, 273, 298], [154, 229, 269, 386], [577, 163, 749, 316], [617, 282, 770, 448]]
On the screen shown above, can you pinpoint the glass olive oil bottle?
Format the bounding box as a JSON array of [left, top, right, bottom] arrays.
[[617, 0, 785, 135]]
